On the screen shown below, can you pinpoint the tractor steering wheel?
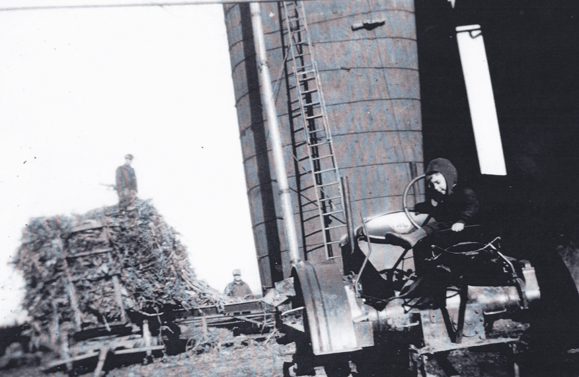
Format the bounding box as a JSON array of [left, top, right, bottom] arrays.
[[403, 174, 425, 230]]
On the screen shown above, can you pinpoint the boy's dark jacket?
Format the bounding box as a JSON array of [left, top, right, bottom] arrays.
[[416, 158, 479, 234]]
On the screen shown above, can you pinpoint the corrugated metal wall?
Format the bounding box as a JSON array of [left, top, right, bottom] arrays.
[[224, 0, 423, 291]]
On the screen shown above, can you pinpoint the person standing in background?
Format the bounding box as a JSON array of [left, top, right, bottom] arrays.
[[116, 154, 138, 210], [224, 269, 253, 300]]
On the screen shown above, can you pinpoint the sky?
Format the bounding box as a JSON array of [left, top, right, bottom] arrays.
[[0, 4, 262, 325]]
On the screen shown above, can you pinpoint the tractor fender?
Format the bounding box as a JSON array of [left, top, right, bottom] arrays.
[[292, 260, 361, 355]]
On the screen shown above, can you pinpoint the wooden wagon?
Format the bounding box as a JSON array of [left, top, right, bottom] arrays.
[[43, 213, 164, 377]]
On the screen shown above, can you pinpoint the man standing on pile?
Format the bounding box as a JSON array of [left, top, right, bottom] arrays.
[[116, 154, 138, 210], [224, 269, 253, 300]]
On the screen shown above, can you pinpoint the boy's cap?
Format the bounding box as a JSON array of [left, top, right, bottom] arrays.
[[233, 269, 241, 276], [125, 154, 134, 160], [426, 158, 457, 193]]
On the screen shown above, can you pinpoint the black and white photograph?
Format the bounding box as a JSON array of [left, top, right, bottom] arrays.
[[1, 0, 578, 376]]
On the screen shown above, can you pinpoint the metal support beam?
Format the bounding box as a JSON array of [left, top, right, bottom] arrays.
[[250, 2, 301, 266], [0, 0, 327, 12]]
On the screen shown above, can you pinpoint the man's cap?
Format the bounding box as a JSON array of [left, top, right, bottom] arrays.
[[232, 269, 241, 276], [125, 154, 134, 160]]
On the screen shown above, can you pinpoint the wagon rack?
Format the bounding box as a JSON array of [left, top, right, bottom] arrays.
[[173, 299, 276, 346], [43, 214, 164, 377]]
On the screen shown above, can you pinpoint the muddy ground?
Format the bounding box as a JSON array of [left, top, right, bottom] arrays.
[[0, 339, 287, 377], [2, 339, 579, 377]]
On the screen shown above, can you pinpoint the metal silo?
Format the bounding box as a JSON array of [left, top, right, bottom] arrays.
[[223, 0, 423, 291]]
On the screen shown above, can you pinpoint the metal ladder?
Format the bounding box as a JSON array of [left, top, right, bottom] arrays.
[[281, 1, 348, 261]]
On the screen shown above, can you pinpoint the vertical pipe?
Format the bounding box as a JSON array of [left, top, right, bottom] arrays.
[[341, 176, 354, 255], [250, 2, 301, 265]]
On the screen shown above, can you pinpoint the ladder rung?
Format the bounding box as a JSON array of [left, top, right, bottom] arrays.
[[321, 210, 345, 217], [312, 154, 333, 161], [326, 240, 343, 245], [296, 69, 315, 76], [318, 181, 340, 188], [288, 22, 303, 30], [288, 54, 305, 61], [308, 141, 330, 148], [309, 131, 327, 138], [318, 195, 342, 202], [301, 166, 337, 176], [297, 74, 316, 81], [304, 101, 320, 107], [288, 25, 302, 33], [301, 89, 318, 95], [313, 167, 339, 175], [309, 131, 328, 138], [324, 224, 347, 231], [306, 114, 323, 121]]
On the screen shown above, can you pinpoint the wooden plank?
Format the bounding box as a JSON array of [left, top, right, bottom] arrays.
[[70, 218, 105, 233], [69, 272, 121, 283], [106, 238, 127, 323], [45, 351, 99, 369], [63, 259, 82, 332], [113, 345, 165, 355], [66, 248, 113, 258]]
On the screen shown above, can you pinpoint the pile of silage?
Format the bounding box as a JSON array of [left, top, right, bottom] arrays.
[[13, 199, 219, 341]]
